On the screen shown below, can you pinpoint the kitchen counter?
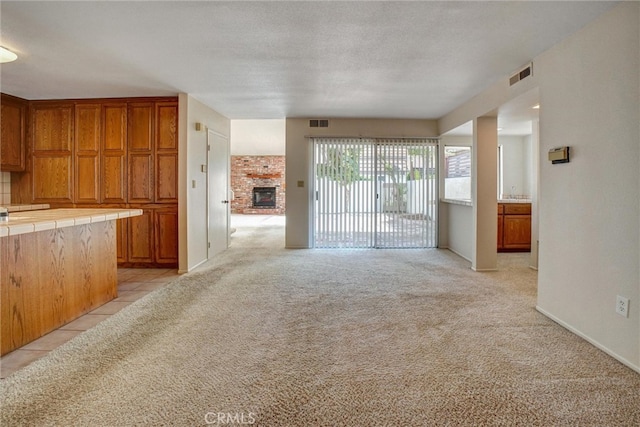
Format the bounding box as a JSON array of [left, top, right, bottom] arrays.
[[2, 203, 50, 212], [1, 208, 142, 355], [0, 208, 141, 237], [498, 199, 532, 204]]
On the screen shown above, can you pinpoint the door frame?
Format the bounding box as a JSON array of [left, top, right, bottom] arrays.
[[312, 137, 439, 248]]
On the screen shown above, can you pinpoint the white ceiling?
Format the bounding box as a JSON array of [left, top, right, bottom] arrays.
[[0, 1, 615, 122]]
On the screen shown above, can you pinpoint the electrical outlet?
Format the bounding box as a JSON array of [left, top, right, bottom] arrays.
[[616, 295, 629, 318]]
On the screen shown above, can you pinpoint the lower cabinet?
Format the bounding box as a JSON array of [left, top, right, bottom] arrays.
[[498, 203, 531, 252], [117, 205, 178, 267], [154, 207, 179, 265]]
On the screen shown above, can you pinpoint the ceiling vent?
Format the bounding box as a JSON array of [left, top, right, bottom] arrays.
[[509, 63, 533, 86], [309, 119, 329, 128]]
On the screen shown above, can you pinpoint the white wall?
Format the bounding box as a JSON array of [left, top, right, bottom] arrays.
[[535, 3, 639, 370], [285, 118, 439, 248], [438, 2, 640, 371], [178, 93, 230, 273], [443, 203, 473, 262], [439, 135, 474, 262], [500, 135, 531, 198], [230, 119, 285, 155]]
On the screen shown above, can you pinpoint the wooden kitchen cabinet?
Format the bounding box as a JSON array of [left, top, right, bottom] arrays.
[[31, 102, 74, 204], [118, 205, 179, 267], [127, 207, 155, 264], [74, 104, 101, 204], [102, 103, 128, 203], [9, 95, 179, 267], [498, 203, 531, 252], [128, 103, 154, 203], [0, 93, 27, 171], [116, 217, 128, 264], [154, 206, 178, 265], [497, 204, 504, 250], [155, 101, 178, 203]]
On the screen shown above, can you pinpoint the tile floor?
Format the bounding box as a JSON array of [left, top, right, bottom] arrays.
[[0, 268, 180, 379]]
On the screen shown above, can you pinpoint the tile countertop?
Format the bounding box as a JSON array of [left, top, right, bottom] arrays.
[[2, 204, 51, 212], [498, 199, 532, 204], [0, 208, 142, 237]]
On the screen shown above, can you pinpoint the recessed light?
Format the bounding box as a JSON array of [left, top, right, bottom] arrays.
[[0, 46, 18, 63], [532, 104, 540, 109]]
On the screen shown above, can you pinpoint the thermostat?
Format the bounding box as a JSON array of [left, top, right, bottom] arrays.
[[548, 146, 570, 164]]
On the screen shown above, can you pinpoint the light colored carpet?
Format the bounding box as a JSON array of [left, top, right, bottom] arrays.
[[1, 215, 639, 426]]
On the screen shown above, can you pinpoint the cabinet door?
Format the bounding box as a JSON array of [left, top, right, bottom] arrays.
[[503, 215, 532, 250], [75, 104, 101, 203], [497, 215, 504, 250], [128, 154, 153, 202], [0, 94, 26, 171], [127, 208, 154, 263], [155, 102, 178, 203], [31, 103, 74, 203], [128, 103, 154, 203], [116, 217, 128, 264], [154, 207, 178, 265], [102, 104, 127, 203]]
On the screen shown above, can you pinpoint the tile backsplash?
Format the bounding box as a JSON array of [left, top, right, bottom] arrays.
[[0, 172, 11, 205]]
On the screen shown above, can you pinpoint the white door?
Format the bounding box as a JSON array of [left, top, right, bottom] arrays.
[[207, 129, 230, 258]]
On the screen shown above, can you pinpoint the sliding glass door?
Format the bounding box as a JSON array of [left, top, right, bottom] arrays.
[[313, 138, 438, 248]]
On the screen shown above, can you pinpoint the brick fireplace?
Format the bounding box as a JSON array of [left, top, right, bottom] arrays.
[[231, 156, 285, 214]]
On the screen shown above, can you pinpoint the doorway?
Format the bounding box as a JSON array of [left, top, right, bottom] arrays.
[[313, 138, 438, 248]]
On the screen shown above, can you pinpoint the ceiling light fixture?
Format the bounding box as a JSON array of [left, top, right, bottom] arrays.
[[532, 104, 540, 109], [0, 46, 18, 63]]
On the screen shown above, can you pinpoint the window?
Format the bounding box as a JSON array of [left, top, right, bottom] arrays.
[[443, 146, 471, 201]]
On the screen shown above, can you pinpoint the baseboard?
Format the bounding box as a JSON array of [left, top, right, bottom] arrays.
[[536, 306, 640, 374], [443, 247, 472, 263], [181, 257, 209, 274], [471, 267, 498, 272]]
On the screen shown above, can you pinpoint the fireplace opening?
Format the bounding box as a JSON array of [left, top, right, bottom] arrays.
[[253, 187, 276, 208]]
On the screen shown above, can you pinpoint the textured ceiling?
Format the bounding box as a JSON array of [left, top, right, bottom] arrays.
[[0, 1, 615, 121]]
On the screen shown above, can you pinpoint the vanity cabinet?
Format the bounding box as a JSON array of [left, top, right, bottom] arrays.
[[498, 203, 531, 252]]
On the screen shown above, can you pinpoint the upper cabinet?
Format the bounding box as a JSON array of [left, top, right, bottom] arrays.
[[155, 101, 178, 203], [102, 104, 128, 203], [31, 102, 74, 203], [0, 94, 27, 171], [75, 104, 101, 204], [127, 103, 154, 203]]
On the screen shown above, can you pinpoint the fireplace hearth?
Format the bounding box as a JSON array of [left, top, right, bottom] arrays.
[[253, 187, 276, 208]]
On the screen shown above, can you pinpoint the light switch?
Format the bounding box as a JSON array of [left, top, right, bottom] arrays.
[[297, 180, 305, 188], [192, 180, 196, 188]]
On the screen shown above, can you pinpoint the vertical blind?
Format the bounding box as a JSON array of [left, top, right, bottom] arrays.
[[313, 137, 438, 249]]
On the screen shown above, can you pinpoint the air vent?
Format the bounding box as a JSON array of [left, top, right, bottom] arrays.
[[509, 63, 533, 87], [309, 119, 329, 128]]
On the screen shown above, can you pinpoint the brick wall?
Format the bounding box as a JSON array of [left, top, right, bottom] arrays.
[[231, 156, 285, 214]]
